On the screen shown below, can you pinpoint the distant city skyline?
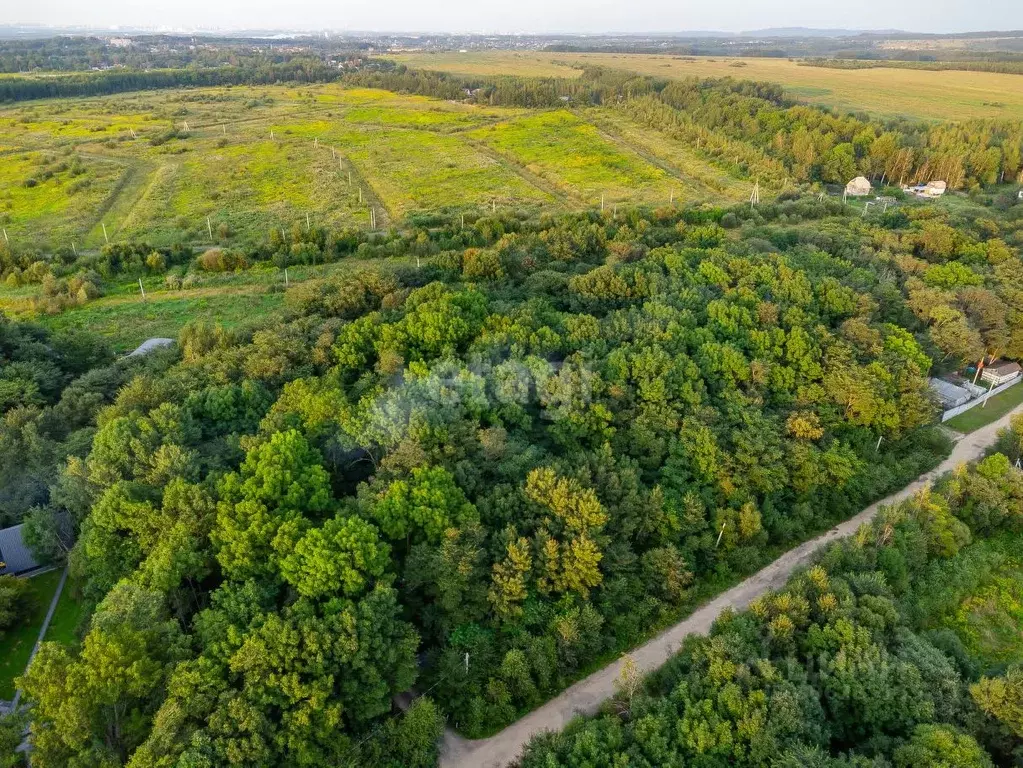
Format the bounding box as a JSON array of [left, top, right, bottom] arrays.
[[6, 0, 1023, 37]]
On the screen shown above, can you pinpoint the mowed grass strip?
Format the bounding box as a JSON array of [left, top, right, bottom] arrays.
[[469, 110, 676, 205], [944, 382, 1023, 433], [0, 568, 63, 699]]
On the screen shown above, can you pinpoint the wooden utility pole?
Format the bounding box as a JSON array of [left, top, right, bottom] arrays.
[[102, 223, 109, 244], [138, 278, 146, 300], [285, 268, 289, 286], [207, 217, 214, 241], [72, 242, 77, 257]]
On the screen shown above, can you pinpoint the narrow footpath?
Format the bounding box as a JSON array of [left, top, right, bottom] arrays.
[[440, 406, 1023, 768]]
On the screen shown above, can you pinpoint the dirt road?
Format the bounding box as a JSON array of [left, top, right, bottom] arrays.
[[439, 406, 1022, 768]]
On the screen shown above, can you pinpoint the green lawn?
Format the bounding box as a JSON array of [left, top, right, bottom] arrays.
[[945, 381, 1023, 433], [44, 577, 85, 647], [0, 569, 62, 699]]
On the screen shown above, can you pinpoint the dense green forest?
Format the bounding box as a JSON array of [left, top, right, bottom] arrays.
[[1, 42, 1022, 767], [518, 438, 1023, 767], [0, 57, 345, 102], [3, 192, 1023, 766]]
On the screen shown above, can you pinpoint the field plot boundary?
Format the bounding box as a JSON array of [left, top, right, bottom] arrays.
[[462, 136, 580, 208], [580, 110, 753, 203], [336, 147, 395, 228]]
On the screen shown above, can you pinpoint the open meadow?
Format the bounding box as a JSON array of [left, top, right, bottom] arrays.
[[387, 51, 1023, 122], [0, 82, 754, 252]]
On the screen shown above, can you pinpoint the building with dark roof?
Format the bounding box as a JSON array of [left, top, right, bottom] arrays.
[[0, 524, 41, 576], [981, 361, 1022, 387]]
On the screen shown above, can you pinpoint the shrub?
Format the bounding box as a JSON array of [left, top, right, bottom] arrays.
[[0, 574, 34, 631], [145, 251, 167, 273], [196, 248, 247, 272]]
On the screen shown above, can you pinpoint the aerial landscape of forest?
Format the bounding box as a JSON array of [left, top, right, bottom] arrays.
[[0, 17, 1022, 768]]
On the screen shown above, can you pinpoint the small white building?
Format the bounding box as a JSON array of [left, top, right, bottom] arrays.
[[922, 180, 947, 197], [845, 176, 872, 197], [981, 360, 1022, 387]]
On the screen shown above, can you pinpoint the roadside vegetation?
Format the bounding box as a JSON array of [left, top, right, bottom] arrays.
[[519, 439, 1023, 767]]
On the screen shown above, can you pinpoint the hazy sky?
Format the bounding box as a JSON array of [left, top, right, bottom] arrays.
[[8, 0, 1023, 34]]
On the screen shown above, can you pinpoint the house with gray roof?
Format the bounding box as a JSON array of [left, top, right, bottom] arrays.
[[0, 524, 41, 576]]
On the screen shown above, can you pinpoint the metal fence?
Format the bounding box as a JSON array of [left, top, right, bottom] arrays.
[[941, 375, 1021, 423]]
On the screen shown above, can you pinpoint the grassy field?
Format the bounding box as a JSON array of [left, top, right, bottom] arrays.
[[0, 83, 752, 251], [7, 256, 416, 352], [945, 382, 1023, 433], [43, 577, 84, 647], [0, 569, 62, 699], [387, 51, 1023, 122], [468, 110, 678, 206]]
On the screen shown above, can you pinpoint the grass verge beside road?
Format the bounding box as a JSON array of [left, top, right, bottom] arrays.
[[945, 381, 1023, 434], [0, 569, 61, 699]]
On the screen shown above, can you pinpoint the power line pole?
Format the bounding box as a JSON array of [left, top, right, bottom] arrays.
[[101, 223, 109, 244], [138, 278, 146, 300], [207, 217, 214, 242]]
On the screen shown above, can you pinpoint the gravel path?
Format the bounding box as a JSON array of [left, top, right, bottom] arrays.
[[439, 406, 1023, 768]]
